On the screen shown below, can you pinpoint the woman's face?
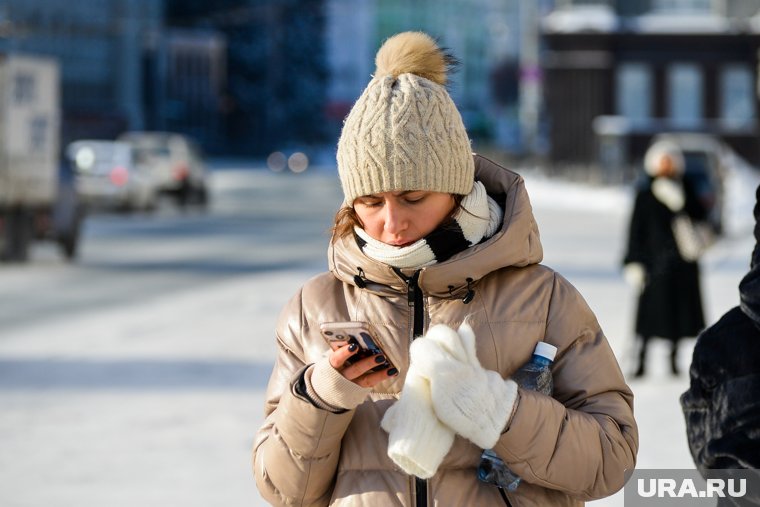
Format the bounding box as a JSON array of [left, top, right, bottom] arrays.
[[353, 190, 456, 246], [657, 155, 678, 178]]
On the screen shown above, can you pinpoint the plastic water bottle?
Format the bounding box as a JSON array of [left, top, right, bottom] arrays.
[[477, 341, 558, 491]]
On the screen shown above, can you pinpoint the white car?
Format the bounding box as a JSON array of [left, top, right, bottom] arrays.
[[118, 131, 208, 207], [68, 140, 158, 212]]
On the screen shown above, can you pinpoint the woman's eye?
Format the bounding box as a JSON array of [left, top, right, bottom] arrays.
[[361, 200, 382, 208], [405, 195, 425, 204]]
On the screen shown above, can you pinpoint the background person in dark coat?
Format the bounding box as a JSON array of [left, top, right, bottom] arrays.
[[623, 141, 709, 377], [680, 184, 760, 505]]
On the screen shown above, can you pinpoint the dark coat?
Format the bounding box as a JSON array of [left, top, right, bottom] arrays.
[[681, 184, 760, 506], [680, 308, 760, 506], [681, 306, 760, 472], [623, 176, 706, 340]]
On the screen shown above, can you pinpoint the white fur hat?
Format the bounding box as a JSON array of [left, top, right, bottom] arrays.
[[336, 32, 474, 204], [644, 140, 685, 177]]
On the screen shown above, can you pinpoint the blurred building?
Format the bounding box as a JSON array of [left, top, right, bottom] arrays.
[[324, 0, 374, 133], [0, 0, 162, 148], [0, 0, 327, 157], [166, 0, 328, 156], [147, 29, 227, 153], [541, 0, 760, 175], [325, 0, 529, 152]]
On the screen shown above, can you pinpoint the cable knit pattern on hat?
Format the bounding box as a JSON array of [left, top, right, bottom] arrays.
[[337, 32, 474, 204]]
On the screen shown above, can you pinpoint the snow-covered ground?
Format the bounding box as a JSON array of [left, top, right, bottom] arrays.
[[0, 163, 757, 506]]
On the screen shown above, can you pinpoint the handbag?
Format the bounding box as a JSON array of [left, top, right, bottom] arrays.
[[672, 213, 716, 261]]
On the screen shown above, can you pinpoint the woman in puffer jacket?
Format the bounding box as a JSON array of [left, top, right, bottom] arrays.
[[253, 32, 638, 507]]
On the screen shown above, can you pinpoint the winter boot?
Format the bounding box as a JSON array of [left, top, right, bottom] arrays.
[[670, 343, 680, 376], [633, 338, 648, 378]]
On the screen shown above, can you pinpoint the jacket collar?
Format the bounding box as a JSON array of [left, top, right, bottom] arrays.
[[740, 184, 760, 327], [327, 154, 543, 298]]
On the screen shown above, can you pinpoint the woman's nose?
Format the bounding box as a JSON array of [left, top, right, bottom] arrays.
[[383, 202, 407, 234]]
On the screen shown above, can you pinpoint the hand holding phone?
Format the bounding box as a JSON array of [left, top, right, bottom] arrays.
[[320, 321, 395, 373]]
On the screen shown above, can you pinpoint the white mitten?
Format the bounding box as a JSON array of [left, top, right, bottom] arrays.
[[380, 367, 455, 478], [412, 324, 518, 449], [623, 263, 646, 289]]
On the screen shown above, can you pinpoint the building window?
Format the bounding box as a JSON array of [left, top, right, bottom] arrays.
[[667, 63, 703, 127], [13, 73, 36, 104], [720, 64, 755, 128], [616, 62, 653, 125], [653, 0, 710, 12]]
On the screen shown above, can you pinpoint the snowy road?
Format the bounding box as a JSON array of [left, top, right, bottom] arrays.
[[0, 165, 754, 506]]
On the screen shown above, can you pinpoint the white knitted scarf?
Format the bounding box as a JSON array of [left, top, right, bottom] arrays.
[[354, 181, 503, 269]]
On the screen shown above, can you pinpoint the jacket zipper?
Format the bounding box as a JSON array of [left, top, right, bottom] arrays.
[[415, 477, 427, 507], [402, 269, 427, 507], [498, 487, 513, 506], [404, 270, 506, 506], [407, 270, 423, 338]]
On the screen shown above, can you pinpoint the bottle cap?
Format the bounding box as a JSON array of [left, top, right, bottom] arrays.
[[534, 342, 557, 361]]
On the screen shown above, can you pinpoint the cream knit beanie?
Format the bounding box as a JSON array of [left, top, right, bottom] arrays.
[[337, 32, 475, 204]]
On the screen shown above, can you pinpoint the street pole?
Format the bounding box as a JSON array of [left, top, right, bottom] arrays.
[[518, 0, 541, 157]]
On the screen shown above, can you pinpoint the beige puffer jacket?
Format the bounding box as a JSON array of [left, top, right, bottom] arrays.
[[253, 155, 638, 507]]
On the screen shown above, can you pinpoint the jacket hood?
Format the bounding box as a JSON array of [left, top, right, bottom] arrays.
[[739, 184, 760, 326], [327, 154, 543, 298]]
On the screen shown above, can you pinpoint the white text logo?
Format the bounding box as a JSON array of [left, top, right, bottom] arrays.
[[637, 478, 746, 499]]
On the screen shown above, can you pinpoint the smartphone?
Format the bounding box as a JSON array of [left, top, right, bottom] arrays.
[[319, 321, 394, 372]]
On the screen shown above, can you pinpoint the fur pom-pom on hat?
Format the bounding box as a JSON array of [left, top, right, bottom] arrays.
[[374, 31, 451, 86], [336, 31, 474, 204]]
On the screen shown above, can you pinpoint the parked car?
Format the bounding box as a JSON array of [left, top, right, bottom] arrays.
[[67, 140, 158, 212], [117, 131, 208, 207], [648, 133, 727, 235]]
